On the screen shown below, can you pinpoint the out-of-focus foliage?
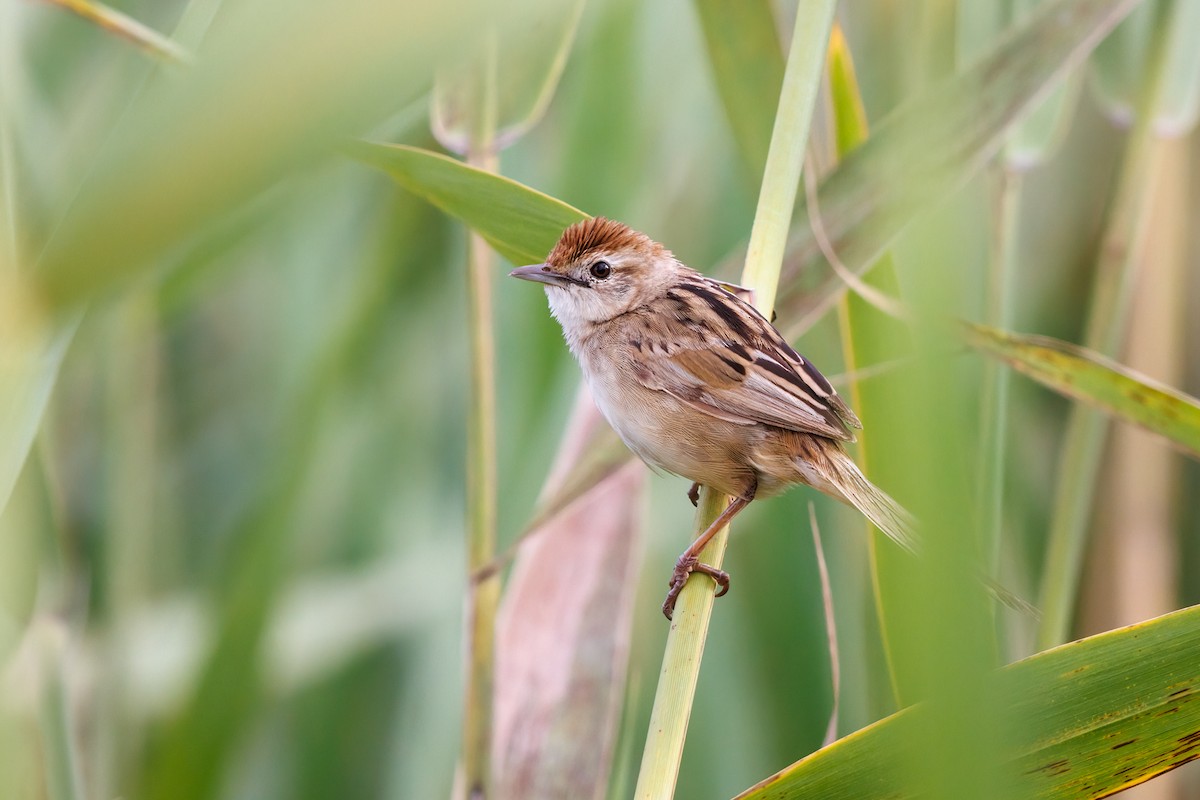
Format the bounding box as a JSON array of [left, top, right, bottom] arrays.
[[2, 0, 1199, 799]]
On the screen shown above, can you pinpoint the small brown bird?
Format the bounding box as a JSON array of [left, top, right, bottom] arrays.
[[511, 217, 915, 619]]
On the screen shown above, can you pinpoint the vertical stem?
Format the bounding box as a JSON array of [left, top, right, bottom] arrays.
[[634, 3, 837, 797], [39, 622, 87, 800], [461, 32, 499, 800], [740, 2, 837, 310], [977, 168, 1022, 571], [634, 487, 730, 800], [0, 0, 18, 276], [826, 22, 914, 710], [1036, 11, 1170, 649]]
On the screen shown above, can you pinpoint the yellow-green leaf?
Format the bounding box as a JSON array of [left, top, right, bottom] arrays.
[[40, 0, 190, 64], [1155, 0, 1200, 136], [350, 142, 587, 266], [736, 604, 1200, 799], [775, 0, 1144, 332], [965, 324, 1200, 459], [692, 0, 785, 177]]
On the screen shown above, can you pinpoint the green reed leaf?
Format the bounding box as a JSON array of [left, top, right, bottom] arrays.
[[966, 324, 1200, 460], [735, 603, 1200, 799], [691, 0, 785, 178], [350, 142, 587, 266], [38, 0, 190, 63], [774, 0, 1144, 333]]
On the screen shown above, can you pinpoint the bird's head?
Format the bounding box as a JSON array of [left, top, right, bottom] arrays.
[[510, 217, 686, 328]]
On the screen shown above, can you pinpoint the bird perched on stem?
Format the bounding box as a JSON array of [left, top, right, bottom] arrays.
[[511, 217, 936, 619]]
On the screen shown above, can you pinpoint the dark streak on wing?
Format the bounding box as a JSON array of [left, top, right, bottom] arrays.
[[800, 356, 834, 395], [718, 354, 747, 376], [632, 274, 859, 440], [700, 276, 853, 432], [677, 281, 755, 341], [725, 341, 751, 360], [754, 356, 813, 396]]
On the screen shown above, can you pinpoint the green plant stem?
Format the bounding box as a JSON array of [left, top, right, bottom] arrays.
[[977, 168, 1022, 572], [38, 0, 191, 64], [634, 3, 836, 797], [634, 487, 730, 800], [1036, 12, 1170, 650], [38, 622, 86, 800], [740, 2, 836, 314], [826, 22, 914, 711], [461, 34, 500, 800]]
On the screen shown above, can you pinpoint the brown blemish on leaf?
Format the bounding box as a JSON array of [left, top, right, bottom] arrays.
[[1026, 758, 1071, 776]]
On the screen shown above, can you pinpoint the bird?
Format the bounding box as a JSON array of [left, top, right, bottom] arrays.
[[510, 216, 922, 620]]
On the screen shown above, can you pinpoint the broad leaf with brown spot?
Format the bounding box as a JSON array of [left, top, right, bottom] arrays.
[[735, 604, 1200, 799]]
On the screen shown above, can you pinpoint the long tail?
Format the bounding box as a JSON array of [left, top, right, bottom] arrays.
[[817, 447, 1038, 617], [819, 448, 919, 556]]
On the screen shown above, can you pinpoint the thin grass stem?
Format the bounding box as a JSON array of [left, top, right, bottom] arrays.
[[38, 621, 87, 800], [977, 168, 1022, 573], [460, 32, 501, 800], [1036, 10, 1172, 649], [633, 3, 837, 797]]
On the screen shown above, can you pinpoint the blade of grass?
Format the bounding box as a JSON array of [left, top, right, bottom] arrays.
[[738, 0, 835, 315], [1089, 0, 1158, 126], [976, 169, 1022, 573], [965, 324, 1200, 459], [691, 0, 785, 178], [1154, 0, 1200, 136], [0, 309, 79, 518], [36, 619, 86, 800], [1037, 5, 1178, 650], [494, 0, 585, 149], [348, 142, 588, 267], [734, 603, 1200, 799], [825, 22, 920, 711], [808, 504, 840, 747], [434, 15, 587, 791], [36, 0, 191, 64], [772, 0, 1145, 335], [958, 0, 1082, 578], [1001, 0, 1084, 170], [452, 34, 502, 799], [634, 4, 837, 798]]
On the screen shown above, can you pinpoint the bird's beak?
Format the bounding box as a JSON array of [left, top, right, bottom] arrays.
[[509, 263, 570, 287]]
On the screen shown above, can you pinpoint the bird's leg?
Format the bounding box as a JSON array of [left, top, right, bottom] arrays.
[[662, 486, 756, 620], [687, 482, 700, 507]]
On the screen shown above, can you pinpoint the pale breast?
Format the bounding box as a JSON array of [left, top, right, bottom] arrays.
[[577, 343, 759, 498]]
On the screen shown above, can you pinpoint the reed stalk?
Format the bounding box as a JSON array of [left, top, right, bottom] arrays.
[[633, 3, 838, 796]]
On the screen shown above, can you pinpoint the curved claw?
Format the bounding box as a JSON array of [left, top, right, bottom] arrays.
[[660, 555, 731, 619], [695, 563, 730, 597]]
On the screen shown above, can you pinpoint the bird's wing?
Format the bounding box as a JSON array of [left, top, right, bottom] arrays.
[[629, 280, 860, 441]]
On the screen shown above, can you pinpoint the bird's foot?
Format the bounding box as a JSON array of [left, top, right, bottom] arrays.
[[661, 554, 730, 620], [687, 482, 701, 507]]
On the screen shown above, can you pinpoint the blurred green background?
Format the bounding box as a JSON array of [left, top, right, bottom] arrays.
[[1, 0, 1198, 798]]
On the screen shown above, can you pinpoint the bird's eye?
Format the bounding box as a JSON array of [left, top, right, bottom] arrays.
[[589, 260, 612, 279]]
